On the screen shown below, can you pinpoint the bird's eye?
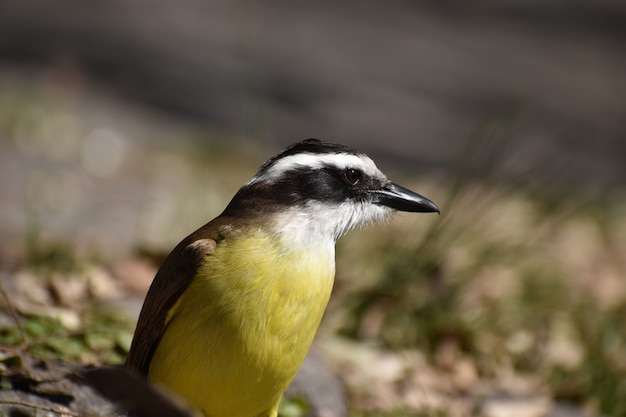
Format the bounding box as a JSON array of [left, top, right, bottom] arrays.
[[344, 168, 362, 186]]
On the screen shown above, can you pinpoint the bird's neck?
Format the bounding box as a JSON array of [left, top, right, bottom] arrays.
[[269, 208, 343, 252]]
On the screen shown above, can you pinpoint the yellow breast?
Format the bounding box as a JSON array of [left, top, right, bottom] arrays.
[[148, 229, 335, 417]]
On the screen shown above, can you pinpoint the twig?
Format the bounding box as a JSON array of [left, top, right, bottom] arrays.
[[0, 398, 82, 416], [0, 280, 29, 346]]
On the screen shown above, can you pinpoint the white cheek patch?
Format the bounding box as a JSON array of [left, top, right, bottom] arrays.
[[260, 153, 384, 183]]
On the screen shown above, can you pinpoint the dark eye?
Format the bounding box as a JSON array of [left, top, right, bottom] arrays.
[[344, 168, 362, 186]]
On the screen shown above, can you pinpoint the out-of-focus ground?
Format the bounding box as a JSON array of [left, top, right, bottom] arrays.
[[1, 1, 625, 185], [0, 0, 625, 249], [1, 1, 625, 417]]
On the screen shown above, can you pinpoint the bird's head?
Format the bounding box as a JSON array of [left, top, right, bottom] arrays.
[[222, 139, 439, 244]]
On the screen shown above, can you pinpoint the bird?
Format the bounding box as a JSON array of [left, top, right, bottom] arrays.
[[125, 138, 439, 417]]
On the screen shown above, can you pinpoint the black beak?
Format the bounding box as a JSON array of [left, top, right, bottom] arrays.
[[372, 183, 440, 214]]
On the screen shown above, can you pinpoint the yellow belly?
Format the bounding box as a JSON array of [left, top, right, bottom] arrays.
[[148, 231, 335, 417]]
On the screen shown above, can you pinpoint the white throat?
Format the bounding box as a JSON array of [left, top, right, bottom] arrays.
[[272, 200, 392, 249]]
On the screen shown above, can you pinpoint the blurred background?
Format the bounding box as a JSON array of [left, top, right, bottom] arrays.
[[0, 1, 625, 416]]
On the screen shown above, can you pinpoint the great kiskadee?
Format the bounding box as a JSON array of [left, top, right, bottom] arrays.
[[126, 139, 439, 417]]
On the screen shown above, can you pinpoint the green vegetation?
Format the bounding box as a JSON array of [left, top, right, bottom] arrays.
[[333, 119, 626, 416], [0, 237, 134, 366], [0, 311, 132, 365]]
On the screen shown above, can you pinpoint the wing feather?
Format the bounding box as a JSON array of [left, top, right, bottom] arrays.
[[125, 219, 226, 376]]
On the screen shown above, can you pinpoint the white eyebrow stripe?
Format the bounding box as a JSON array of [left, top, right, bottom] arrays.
[[263, 152, 383, 181]]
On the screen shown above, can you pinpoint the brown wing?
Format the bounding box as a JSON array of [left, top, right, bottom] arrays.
[[125, 218, 227, 376]]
